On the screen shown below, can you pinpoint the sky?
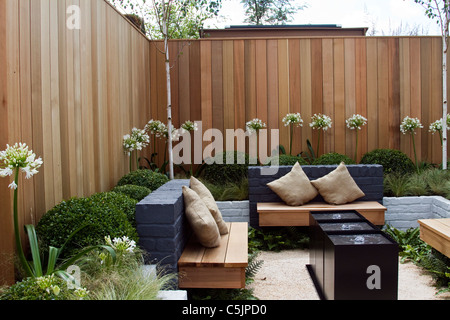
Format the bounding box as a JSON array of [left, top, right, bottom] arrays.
[[206, 0, 442, 36]]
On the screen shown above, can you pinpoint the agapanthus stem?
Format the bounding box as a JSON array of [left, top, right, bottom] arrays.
[[13, 169, 33, 277], [411, 134, 419, 171], [316, 130, 321, 158], [354, 130, 359, 163], [289, 125, 293, 156]]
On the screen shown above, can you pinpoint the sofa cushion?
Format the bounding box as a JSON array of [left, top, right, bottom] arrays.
[[311, 162, 365, 205], [189, 176, 229, 235], [182, 186, 221, 248], [267, 162, 318, 206]]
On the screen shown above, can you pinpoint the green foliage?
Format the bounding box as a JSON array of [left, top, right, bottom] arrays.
[[241, 0, 306, 25], [312, 152, 356, 165], [36, 193, 138, 259], [383, 168, 450, 198], [384, 225, 450, 292], [117, 169, 169, 191], [266, 154, 309, 166], [360, 148, 416, 174], [248, 227, 309, 252], [201, 178, 249, 201], [246, 251, 264, 280], [112, 184, 151, 202], [204, 151, 251, 184], [0, 275, 79, 300]]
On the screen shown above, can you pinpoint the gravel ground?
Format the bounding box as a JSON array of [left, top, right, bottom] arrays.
[[247, 249, 450, 300]]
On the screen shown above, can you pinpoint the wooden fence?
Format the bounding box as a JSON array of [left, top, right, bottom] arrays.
[[1, 0, 449, 285], [0, 0, 151, 284], [151, 37, 448, 165]]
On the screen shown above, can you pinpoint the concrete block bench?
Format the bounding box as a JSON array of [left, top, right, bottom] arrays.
[[248, 164, 386, 229]]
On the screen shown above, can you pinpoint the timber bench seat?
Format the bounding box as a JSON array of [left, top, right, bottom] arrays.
[[178, 222, 248, 289], [258, 201, 386, 227], [418, 218, 450, 258], [249, 164, 386, 228]]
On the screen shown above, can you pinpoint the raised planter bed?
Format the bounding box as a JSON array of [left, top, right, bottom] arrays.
[[383, 196, 450, 230]]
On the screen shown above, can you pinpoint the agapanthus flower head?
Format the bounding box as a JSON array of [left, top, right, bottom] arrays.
[[282, 113, 303, 127], [309, 114, 332, 131], [400, 116, 423, 135], [145, 120, 167, 138], [246, 118, 266, 134], [123, 127, 150, 155], [346, 114, 368, 130], [429, 114, 450, 134], [181, 120, 198, 133], [105, 235, 136, 254], [0, 143, 43, 189]]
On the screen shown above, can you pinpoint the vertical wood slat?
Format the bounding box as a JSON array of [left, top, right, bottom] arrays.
[[1, 0, 152, 285]]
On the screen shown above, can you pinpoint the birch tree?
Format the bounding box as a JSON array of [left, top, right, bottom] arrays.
[[414, 0, 449, 169], [108, 0, 222, 179]]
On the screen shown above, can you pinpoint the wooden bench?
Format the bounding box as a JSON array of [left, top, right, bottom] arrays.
[[249, 164, 386, 228], [418, 218, 450, 258], [258, 201, 386, 227], [178, 222, 248, 289]]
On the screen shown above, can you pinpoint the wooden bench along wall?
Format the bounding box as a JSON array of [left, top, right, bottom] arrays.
[[178, 222, 248, 289], [248, 164, 386, 228], [136, 180, 248, 289], [418, 219, 450, 258]]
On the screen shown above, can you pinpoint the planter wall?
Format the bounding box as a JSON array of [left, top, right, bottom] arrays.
[[383, 196, 450, 230]]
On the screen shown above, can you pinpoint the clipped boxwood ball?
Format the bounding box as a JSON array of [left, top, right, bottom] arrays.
[[36, 192, 138, 259], [313, 153, 356, 165], [360, 149, 415, 174], [116, 169, 169, 191], [112, 184, 151, 202]]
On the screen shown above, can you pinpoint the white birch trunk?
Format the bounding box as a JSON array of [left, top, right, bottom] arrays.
[[162, 11, 174, 179], [443, 33, 448, 169]]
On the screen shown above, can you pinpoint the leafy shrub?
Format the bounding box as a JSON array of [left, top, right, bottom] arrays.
[[360, 149, 416, 174], [0, 275, 82, 300], [112, 184, 151, 202], [116, 169, 168, 191], [312, 152, 355, 165], [90, 192, 138, 226], [383, 168, 450, 198], [36, 193, 138, 259], [248, 227, 309, 252], [204, 151, 250, 184], [265, 154, 308, 166], [383, 173, 411, 197], [201, 178, 249, 201]]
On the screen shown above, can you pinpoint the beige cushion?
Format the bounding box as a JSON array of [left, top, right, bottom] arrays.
[[267, 162, 318, 206], [311, 162, 365, 205], [182, 186, 221, 248], [189, 177, 229, 235]]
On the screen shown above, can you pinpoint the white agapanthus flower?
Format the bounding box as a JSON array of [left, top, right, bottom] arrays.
[[105, 235, 136, 254], [310, 114, 332, 131], [145, 119, 166, 138], [346, 114, 368, 130], [429, 114, 450, 134], [123, 127, 150, 156], [282, 113, 303, 127], [246, 118, 266, 134], [180, 120, 198, 133], [0, 143, 43, 189], [400, 116, 423, 135]]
